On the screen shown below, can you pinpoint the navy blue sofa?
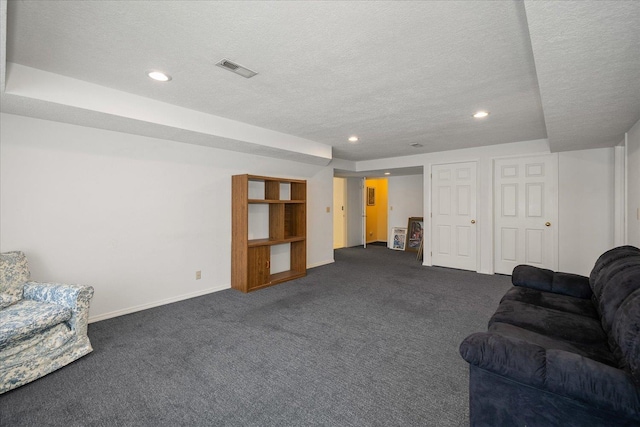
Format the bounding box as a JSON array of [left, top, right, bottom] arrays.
[[460, 246, 640, 426]]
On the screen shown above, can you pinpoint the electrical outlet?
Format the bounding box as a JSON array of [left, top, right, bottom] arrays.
[[195, 270, 201, 280]]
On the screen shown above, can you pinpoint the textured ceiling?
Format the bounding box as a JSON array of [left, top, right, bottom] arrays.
[[1, 1, 639, 163], [525, 1, 640, 152]]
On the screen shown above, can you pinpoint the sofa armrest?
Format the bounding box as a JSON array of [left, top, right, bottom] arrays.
[[459, 332, 547, 387], [23, 282, 94, 335], [512, 265, 592, 299], [546, 350, 640, 418], [461, 332, 640, 419]]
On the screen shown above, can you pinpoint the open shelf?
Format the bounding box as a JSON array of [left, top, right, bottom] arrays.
[[269, 270, 306, 284], [248, 236, 305, 247], [248, 199, 305, 204], [232, 174, 307, 293], [245, 270, 306, 292]]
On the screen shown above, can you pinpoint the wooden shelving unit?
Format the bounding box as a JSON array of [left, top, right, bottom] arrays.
[[231, 174, 307, 292]]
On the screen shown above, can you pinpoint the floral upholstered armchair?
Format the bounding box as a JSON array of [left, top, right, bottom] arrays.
[[0, 251, 94, 394]]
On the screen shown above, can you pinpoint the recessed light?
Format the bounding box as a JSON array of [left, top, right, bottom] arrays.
[[473, 111, 489, 118], [384, 172, 391, 176], [348, 136, 359, 143], [147, 71, 172, 82]]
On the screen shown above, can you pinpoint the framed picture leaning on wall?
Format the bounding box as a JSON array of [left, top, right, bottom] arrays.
[[406, 217, 424, 252], [367, 187, 375, 206], [391, 227, 407, 250]]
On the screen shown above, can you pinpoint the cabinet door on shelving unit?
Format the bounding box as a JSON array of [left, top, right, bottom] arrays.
[[290, 240, 306, 274], [247, 246, 270, 290]]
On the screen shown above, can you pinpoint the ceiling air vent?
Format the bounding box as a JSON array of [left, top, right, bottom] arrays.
[[216, 59, 258, 78]]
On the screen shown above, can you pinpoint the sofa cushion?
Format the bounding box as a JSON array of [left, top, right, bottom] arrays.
[[501, 287, 598, 318], [0, 293, 21, 309], [0, 300, 72, 350], [593, 262, 640, 334], [0, 251, 30, 309], [489, 300, 607, 345], [589, 245, 640, 293], [1, 323, 74, 369], [489, 322, 616, 367], [611, 288, 640, 384], [589, 246, 640, 326], [586, 247, 640, 384], [512, 265, 592, 299]]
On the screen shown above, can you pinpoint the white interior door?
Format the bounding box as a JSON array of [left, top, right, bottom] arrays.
[[431, 162, 478, 271], [333, 178, 346, 249], [494, 154, 558, 275]]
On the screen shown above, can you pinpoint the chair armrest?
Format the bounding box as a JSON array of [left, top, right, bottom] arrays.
[[512, 265, 592, 299], [23, 282, 94, 335]]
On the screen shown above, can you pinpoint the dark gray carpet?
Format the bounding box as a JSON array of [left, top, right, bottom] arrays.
[[0, 246, 511, 426]]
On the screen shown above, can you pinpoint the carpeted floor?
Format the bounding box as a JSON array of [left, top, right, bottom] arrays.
[[0, 246, 511, 426]]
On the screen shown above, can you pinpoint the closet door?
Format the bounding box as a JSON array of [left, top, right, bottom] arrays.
[[431, 162, 478, 271], [494, 155, 558, 275]]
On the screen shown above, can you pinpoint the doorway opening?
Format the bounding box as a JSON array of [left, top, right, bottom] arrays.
[[333, 167, 424, 251], [333, 177, 347, 249], [365, 178, 388, 246]]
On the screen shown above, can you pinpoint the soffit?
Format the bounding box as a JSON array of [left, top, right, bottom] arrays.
[[525, 1, 640, 151], [2, 1, 638, 162]]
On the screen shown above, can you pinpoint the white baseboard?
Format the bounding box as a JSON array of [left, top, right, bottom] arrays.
[[89, 260, 335, 323], [307, 259, 334, 269], [88, 283, 230, 323]]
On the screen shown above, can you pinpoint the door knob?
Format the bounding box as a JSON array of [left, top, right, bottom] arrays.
[[471, 220, 476, 224], [545, 222, 551, 227]]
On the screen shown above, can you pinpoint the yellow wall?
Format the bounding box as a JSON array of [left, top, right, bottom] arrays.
[[365, 178, 388, 243]]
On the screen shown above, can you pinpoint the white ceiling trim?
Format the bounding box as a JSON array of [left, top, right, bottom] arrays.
[[3, 63, 333, 165], [2, 1, 638, 163], [355, 139, 551, 173]]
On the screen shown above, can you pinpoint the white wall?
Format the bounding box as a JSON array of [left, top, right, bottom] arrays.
[[356, 139, 617, 275], [332, 177, 347, 249], [614, 144, 626, 246], [345, 177, 364, 247], [359, 139, 551, 273], [627, 118, 640, 247], [0, 113, 335, 321], [558, 148, 615, 275], [307, 165, 335, 267], [387, 175, 424, 249]]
